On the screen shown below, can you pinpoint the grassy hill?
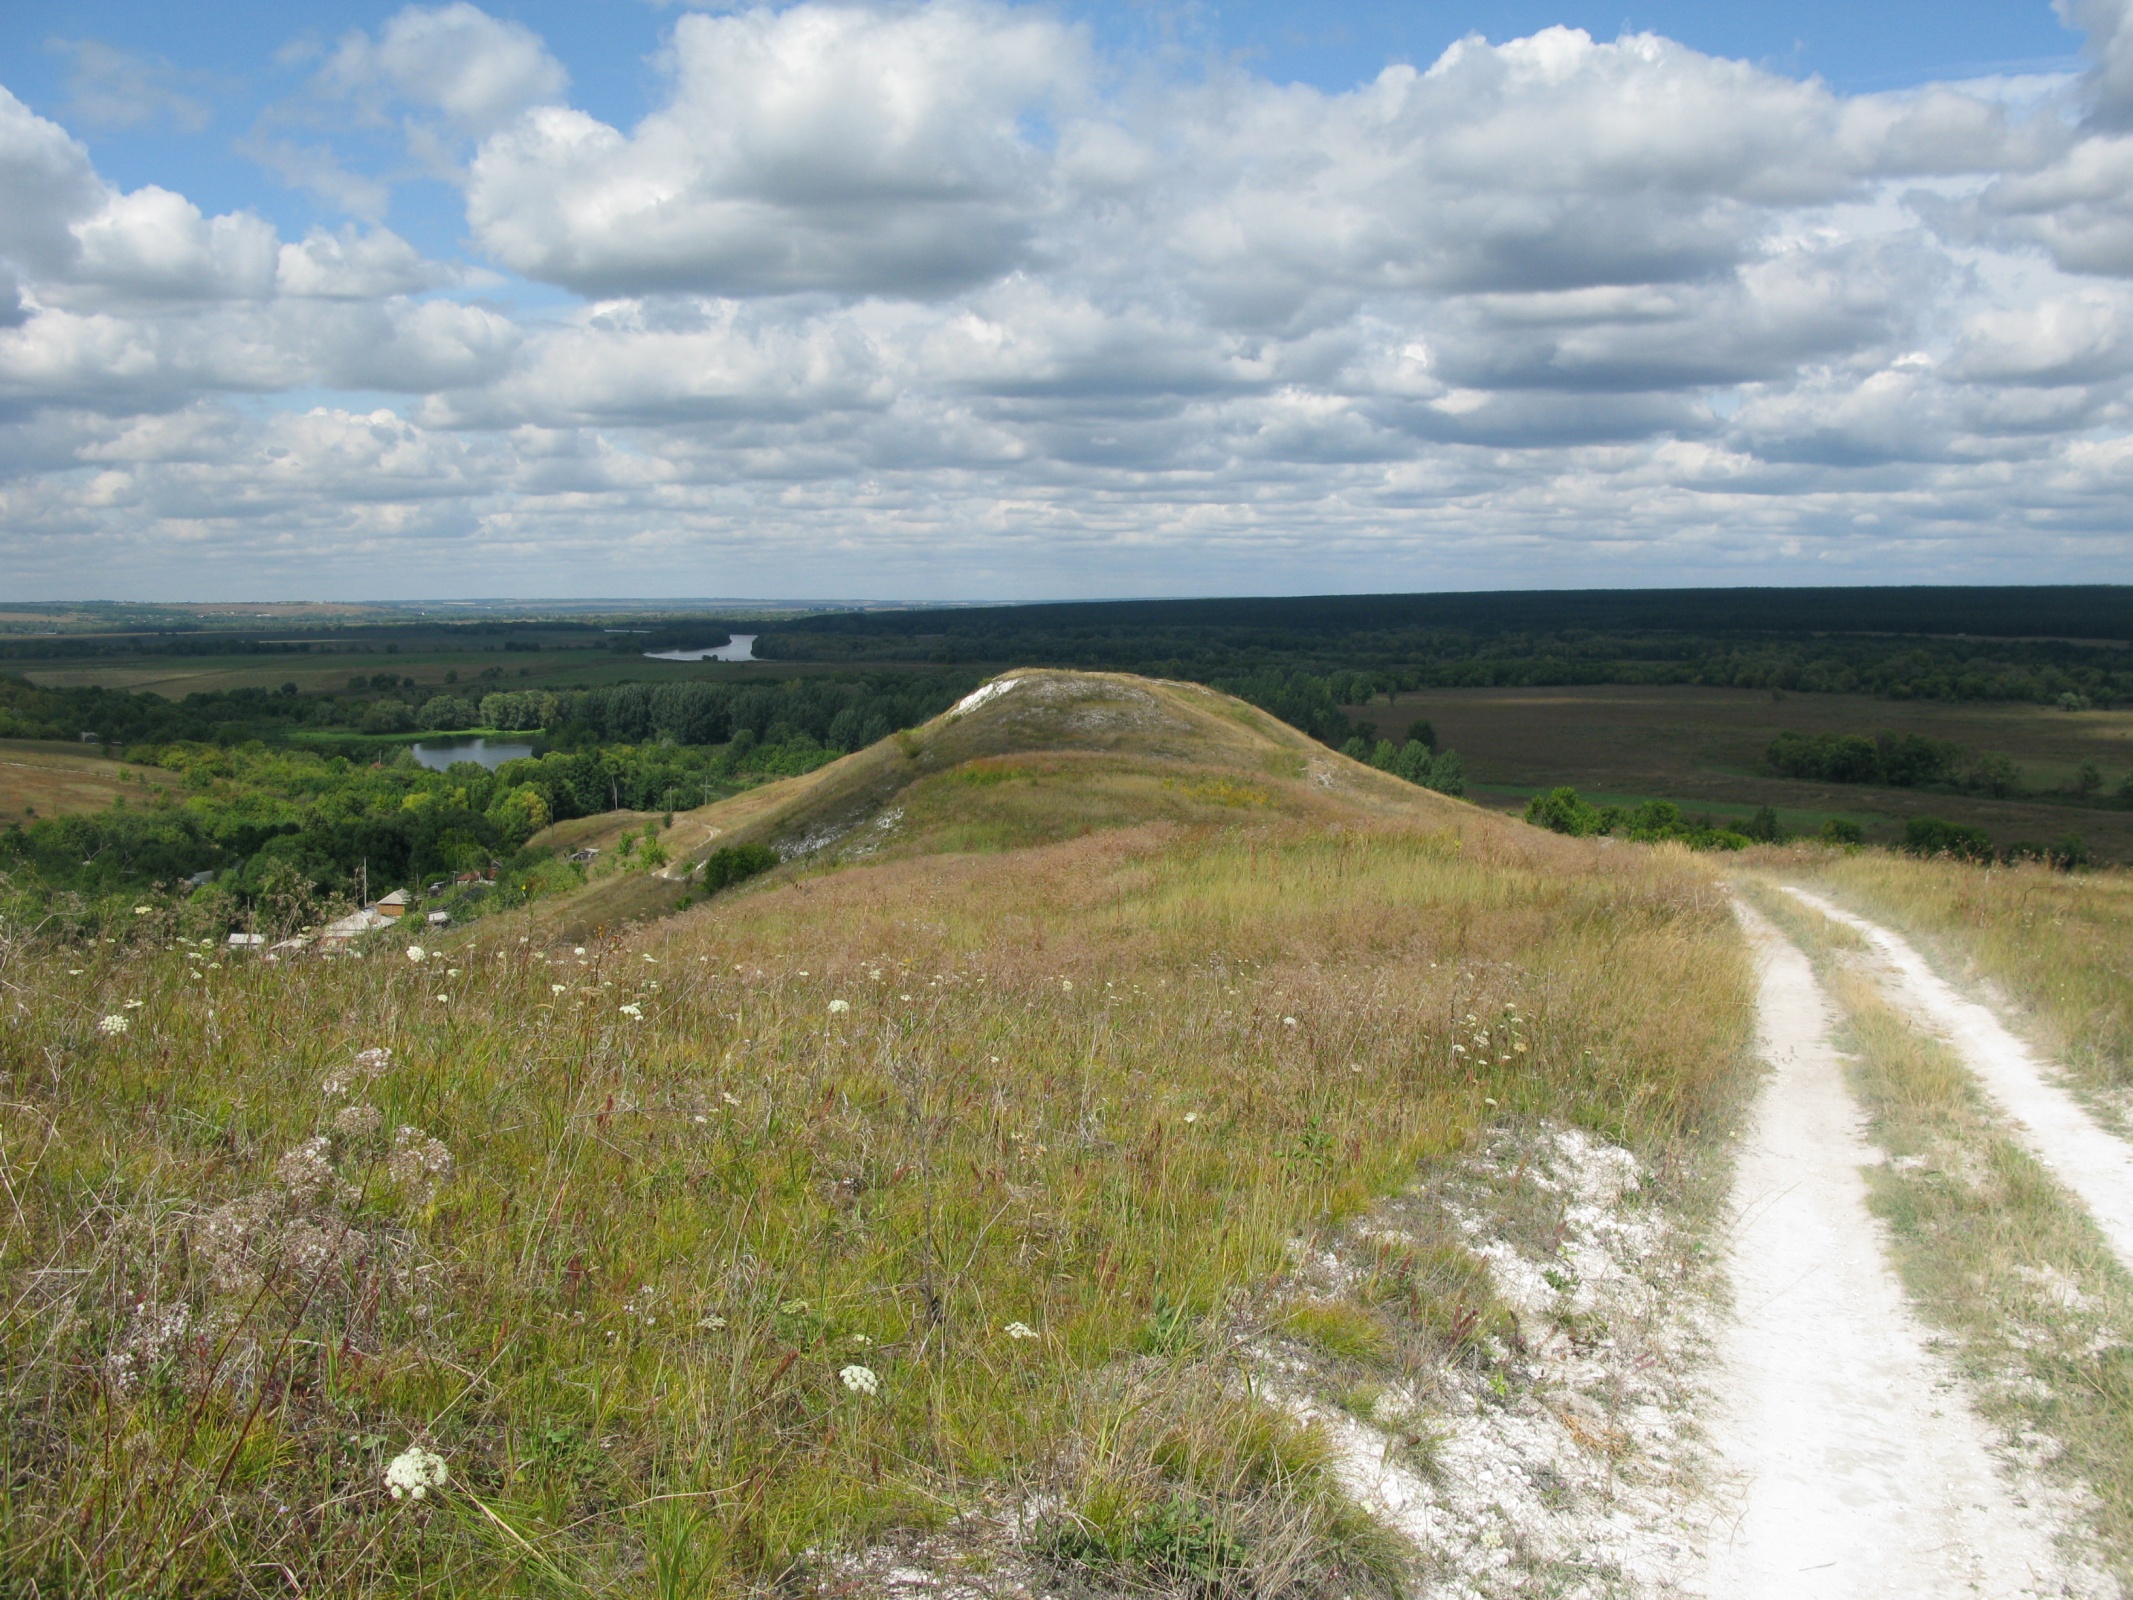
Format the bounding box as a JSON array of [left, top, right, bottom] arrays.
[[523, 669, 1471, 941], [0, 671, 1752, 1597]]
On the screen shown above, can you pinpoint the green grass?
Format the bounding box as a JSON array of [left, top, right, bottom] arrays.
[[0, 676, 1754, 1597]]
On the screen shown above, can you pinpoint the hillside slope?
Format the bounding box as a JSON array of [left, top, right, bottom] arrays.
[[523, 669, 1477, 938], [0, 668, 1756, 1598]]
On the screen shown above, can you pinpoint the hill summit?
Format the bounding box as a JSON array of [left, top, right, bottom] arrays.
[[533, 669, 1476, 935]]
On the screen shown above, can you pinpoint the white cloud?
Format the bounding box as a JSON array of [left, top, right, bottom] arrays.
[[9, 5, 2133, 593], [70, 188, 280, 302], [50, 40, 214, 134], [465, 2, 1085, 296], [323, 3, 568, 137], [0, 88, 104, 280], [277, 226, 443, 298]]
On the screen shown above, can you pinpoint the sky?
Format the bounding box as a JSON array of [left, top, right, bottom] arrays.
[[0, 0, 2129, 601]]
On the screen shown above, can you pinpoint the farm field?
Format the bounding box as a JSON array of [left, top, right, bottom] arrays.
[[1346, 684, 2133, 859], [0, 739, 179, 826]]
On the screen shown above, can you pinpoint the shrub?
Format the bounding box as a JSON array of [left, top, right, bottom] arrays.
[[1874, 733, 1961, 787], [1819, 818, 1864, 846], [419, 695, 478, 730], [1965, 751, 2021, 799], [358, 699, 416, 735], [1524, 786, 1604, 837], [701, 841, 779, 893], [1767, 731, 1879, 783], [1741, 805, 1783, 843], [1903, 816, 1994, 862], [1422, 749, 1465, 796]]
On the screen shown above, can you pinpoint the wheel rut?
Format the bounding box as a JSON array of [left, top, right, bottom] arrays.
[[1784, 884, 2133, 1273], [1699, 900, 2088, 1596]]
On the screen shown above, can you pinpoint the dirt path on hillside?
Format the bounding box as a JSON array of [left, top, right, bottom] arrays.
[[1784, 886, 2133, 1273], [1699, 903, 2084, 1596]]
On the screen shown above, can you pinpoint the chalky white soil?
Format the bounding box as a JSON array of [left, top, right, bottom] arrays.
[[1702, 903, 2105, 1597], [1283, 1127, 1716, 1598], [1786, 885, 2133, 1272]]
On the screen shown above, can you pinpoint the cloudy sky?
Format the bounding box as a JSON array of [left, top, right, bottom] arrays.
[[1, 0, 2129, 601]]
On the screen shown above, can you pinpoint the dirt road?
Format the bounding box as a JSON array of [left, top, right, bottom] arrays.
[[1702, 903, 2086, 1596], [1785, 885, 2133, 1271]]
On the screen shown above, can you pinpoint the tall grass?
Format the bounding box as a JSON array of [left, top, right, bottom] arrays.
[[0, 817, 1749, 1596], [1778, 848, 2133, 1098]]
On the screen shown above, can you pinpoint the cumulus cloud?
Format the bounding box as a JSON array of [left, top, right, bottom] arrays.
[[322, 3, 568, 137], [9, 3, 2133, 592], [0, 88, 104, 280], [466, 2, 1085, 297]]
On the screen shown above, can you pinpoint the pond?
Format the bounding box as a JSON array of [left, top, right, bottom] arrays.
[[645, 633, 757, 662], [410, 737, 536, 772]]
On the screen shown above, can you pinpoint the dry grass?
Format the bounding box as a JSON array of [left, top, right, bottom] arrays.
[[1775, 848, 2133, 1108], [1744, 880, 2133, 1581], [0, 679, 1753, 1598], [0, 742, 180, 826]]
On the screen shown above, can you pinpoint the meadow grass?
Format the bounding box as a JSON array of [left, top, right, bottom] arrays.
[[0, 798, 1749, 1596], [1776, 848, 2133, 1107], [1743, 880, 2133, 1579]]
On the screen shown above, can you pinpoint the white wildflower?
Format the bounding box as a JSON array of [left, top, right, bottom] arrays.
[[1282, 1016, 1298, 1028], [1183, 1112, 1198, 1125], [551, 983, 566, 994], [1004, 1322, 1039, 1340], [840, 1364, 880, 1395], [827, 999, 850, 1014], [574, 947, 587, 956], [1060, 980, 1072, 992], [353, 1047, 393, 1073], [388, 1126, 454, 1195], [124, 998, 144, 1008], [384, 1445, 448, 1501], [406, 946, 426, 963], [276, 1136, 335, 1199], [700, 1314, 728, 1330], [133, 905, 151, 915], [619, 1003, 643, 1019], [97, 1014, 129, 1036], [334, 1102, 383, 1137]]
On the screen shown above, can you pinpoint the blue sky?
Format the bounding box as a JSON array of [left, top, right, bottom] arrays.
[[1, 1, 2130, 599]]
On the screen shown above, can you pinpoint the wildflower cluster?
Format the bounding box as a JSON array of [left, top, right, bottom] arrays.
[[387, 1126, 454, 1201], [384, 1445, 448, 1501], [1449, 1003, 1530, 1068]]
